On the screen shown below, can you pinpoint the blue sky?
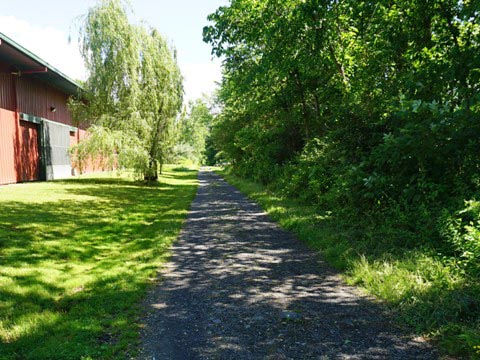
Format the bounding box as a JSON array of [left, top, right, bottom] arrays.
[[0, 0, 228, 102]]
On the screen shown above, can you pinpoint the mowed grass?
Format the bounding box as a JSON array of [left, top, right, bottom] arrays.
[[0, 166, 198, 359], [216, 168, 480, 359]]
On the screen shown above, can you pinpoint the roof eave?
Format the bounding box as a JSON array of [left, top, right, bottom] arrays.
[[0, 31, 84, 95]]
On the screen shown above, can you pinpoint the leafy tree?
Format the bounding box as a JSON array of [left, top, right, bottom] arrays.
[[204, 0, 480, 203], [71, 0, 183, 180], [174, 98, 214, 164]]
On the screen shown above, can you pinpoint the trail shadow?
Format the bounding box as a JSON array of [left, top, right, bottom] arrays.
[[140, 171, 437, 359]]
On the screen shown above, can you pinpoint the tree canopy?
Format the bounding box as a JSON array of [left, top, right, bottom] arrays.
[[204, 0, 480, 207], [204, 0, 480, 293]]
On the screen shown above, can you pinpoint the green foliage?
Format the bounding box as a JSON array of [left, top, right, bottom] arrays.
[[0, 167, 198, 359], [69, 124, 148, 178], [174, 98, 215, 165], [279, 138, 334, 204], [204, 0, 480, 209], [71, 0, 183, 180], [206, 0, 480, 356], [171, 143, 197, 164], [440, 201, 480, 276], [204, 134, 221, 166]]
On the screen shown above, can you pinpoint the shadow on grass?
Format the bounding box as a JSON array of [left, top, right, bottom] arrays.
[[0, 169, 198, 359]]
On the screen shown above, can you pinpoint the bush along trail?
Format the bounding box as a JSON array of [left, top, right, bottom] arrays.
[[139, 169, 437, 359]]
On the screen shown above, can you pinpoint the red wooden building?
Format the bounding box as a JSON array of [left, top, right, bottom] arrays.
[[0, 31, 92, 185]]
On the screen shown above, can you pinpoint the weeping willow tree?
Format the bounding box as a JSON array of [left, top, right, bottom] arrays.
[[70, 0, 183, 180]]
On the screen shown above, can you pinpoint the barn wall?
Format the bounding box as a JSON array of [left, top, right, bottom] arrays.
[[1, 113, 109, 185], [0, 110, 42, 185], [0, 73, 15, 111], [0, 62, 10, 72], [16, 76, 73, 125], [0, 61, 79, 184], [0, 61, 105, 185], [0, 109, 18, 184], [17, 120, 41, 182]]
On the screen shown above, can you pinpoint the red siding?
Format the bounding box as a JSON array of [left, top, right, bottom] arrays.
[[0, 60, 74, 125], [0, 73, 15, 111], [0, 62, 11, 72], [0, 58, 92, 185], [17, 120, 40, 182], [77, 129, 96, 174], [0, 108, 18, 184], [69, 130, 77, 147], [16, 77, 73, 125], [0, 110, 41, 185]]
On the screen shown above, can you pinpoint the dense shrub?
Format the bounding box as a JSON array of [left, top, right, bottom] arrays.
[[440, 201, 480, 276]]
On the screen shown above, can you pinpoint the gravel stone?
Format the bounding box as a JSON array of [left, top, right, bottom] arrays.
[[138, 169, 438, 359], [280, 311, 302, 322]]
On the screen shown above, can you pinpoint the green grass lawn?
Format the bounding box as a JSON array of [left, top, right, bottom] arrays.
[[216, 168, 480, 359], [0, 166, 198, 359]]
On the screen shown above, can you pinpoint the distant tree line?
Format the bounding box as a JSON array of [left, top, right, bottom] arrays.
[[174, 98, 215, 165]]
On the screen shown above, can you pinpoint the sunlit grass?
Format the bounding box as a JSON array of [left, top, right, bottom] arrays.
[[0, 166, 198, 359]]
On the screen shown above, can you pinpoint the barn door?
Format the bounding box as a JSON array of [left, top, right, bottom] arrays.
[[17, 120, 41, 182]]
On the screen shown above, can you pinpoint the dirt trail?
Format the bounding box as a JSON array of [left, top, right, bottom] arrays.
[[139, 169, 437, 359]]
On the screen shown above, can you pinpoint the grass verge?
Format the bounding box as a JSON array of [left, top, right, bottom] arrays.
[[216, 168, 480, 359], [0, 166, 198, 359]]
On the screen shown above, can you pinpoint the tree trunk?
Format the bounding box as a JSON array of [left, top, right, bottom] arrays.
[[144, 159, 158, 181]]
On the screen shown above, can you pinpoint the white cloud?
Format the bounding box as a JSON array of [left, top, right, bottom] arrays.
[[181, 61, 222, 103], [0, 15, 223, 102], [0, 15, 86, 81]]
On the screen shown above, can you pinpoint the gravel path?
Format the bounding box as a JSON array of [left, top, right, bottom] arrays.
[[139, 169, 437, 359]]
